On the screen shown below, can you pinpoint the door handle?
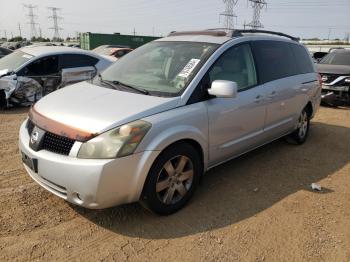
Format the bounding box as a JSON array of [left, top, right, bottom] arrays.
[[254, 95, 262, 103], [268, 91, 277, 98]]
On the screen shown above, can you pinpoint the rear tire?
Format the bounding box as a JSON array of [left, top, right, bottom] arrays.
[[140, 143, 202, 215], [286, 108, 310, 145]]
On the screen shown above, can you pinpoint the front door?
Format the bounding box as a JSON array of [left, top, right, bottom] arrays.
[[205, 43, 267, 166]]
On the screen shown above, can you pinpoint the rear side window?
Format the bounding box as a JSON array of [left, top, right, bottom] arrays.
[[290, 44, 314, 74], [251, 41, 298, 83], [59, 54, 98, 69]]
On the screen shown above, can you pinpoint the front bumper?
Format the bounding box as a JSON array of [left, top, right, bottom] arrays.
[[19, 120, 159, 209], [321, 86, 350, 101]]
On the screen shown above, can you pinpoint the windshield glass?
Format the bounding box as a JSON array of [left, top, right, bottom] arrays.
[[0, 50, 34, 72], [100, 41, 218, 96], [319, 52, 350, 66]]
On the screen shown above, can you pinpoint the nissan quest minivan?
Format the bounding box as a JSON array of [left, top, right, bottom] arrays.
[[19, 30, 321, 215]]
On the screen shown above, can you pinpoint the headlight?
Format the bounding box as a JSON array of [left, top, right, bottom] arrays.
[[345, 78, 350, 83], [78, 120, 151, 159]]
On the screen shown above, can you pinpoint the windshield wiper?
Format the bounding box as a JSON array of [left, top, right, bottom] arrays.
[[97, 74, 121, 90], [97, 75, 149, 95], [112, 80, 149, 95]]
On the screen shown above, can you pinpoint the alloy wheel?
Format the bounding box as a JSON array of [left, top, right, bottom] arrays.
[[298, 111, 308, 139], [156, 155, 194, 205]]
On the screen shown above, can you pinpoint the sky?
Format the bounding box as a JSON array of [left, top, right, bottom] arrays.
[[0, 0, 349, 40]]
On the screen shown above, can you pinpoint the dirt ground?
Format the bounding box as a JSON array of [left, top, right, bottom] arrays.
[[0, 106, 349, 262]]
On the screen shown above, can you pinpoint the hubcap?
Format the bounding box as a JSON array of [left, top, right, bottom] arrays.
[[298, 111, 308, 139], [156, 155, 194, 205]]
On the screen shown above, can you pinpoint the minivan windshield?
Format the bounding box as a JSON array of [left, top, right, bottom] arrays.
[[319, 51, 350, 66], [100, 41, 218, 96], [0, 50, 34, 73]]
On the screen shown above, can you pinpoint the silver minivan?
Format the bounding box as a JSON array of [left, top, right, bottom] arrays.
[[19, 30, 321, 215]]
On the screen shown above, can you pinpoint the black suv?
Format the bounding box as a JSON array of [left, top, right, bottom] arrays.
[[317, 49, 350, 105]]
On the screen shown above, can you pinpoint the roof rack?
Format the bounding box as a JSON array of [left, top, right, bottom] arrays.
[[231, 29, 300, 42], [167, 29, 300, 42], [168, 30, 227, 37]]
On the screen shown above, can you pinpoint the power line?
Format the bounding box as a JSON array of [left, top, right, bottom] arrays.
[[220, 0, 238, 30], [246, 0, 267, 29], [48, 7, 63, 40], [23, 4, 39, 39]]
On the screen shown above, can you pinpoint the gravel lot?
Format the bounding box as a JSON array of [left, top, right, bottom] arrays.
[[0, 107, 349, 261]]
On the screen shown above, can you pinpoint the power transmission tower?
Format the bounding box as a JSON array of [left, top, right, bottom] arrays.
[[24, 4, 39, 39], [246, 0, 267, 30], [48, 7, 63, 40], [220, 0, 238, 30]]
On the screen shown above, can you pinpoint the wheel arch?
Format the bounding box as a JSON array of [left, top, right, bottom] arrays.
[[305, 101, 313, 118]]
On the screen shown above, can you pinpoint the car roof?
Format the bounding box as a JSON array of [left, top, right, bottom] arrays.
[[20, 45, 98, 57]]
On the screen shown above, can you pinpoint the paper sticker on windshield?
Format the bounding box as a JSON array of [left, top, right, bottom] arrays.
[[178, 59, 200, 78], [22, 54, 33, 59]]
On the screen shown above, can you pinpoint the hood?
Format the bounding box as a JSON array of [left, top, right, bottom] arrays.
[[33, 81, 180, 134], [317, 64, 350, 75]]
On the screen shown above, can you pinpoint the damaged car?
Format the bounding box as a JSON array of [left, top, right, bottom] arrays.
[[0, 46, 114, 108], [317, 48, 350, 105]]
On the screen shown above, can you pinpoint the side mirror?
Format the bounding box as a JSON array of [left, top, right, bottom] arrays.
[[208, 80, 238, 98]]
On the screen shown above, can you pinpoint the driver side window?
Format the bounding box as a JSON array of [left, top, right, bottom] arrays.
[[23, 56, 59, 76], [208, 44, 257, 90]]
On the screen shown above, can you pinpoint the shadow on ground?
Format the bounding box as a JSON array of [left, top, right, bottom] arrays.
[[74, 121, 350, 239]]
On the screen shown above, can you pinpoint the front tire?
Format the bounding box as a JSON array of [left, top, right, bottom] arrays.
[[140, 143, 202, 215], [286, 108, 310, 145]]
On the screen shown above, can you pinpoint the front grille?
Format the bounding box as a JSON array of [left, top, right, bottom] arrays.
[[321, 74, 341, 84], [41, 132, 75, 155]]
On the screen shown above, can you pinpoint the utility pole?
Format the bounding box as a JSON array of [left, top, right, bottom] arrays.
[[18, 23, 22, 37], [246, 0, 267, 30], [23, 4, 39, 39], [133, 28, 136, 36], [4, 30, 7, 40], [48, 7, 63, 40], [220, 0, 238, 30], [39, 26, 42, 38]]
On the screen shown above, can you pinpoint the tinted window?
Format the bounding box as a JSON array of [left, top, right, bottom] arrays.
[[59, 54, 98, 69], [25, 56, 59, 76], [208, 44, 257, 90], [252, 41, 298, 83], [290, 44, 314, 73]]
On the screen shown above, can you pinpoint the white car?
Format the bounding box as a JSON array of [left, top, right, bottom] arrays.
[[0, 46, 114, 108]]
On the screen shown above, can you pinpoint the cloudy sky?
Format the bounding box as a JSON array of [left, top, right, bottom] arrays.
[[0, 0, 349, 40]]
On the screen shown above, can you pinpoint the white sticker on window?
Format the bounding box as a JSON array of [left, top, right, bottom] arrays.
[[178, 59, 200, 78]]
